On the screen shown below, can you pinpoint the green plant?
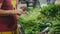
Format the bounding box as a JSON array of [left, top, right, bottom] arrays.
[[41, 4, 60, 17], [18, 11, 41, 34], [18, 4, 60, 34], [18, 10, 51, 34]]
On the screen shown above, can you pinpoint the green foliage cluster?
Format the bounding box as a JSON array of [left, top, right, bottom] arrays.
[[18, 4, 60, 34], [41, 4, 60, 34], [41, 4, 60, 17]]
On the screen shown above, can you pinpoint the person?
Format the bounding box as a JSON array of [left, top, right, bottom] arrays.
[[0, 0, 25, 34], [26, 0, 29, 7], [33, 0, 37, 8], [47, 0, 51, 4], [47, 0, 56, 4]]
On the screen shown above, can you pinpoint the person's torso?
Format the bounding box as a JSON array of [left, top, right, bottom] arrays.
[[0, 0, 18, 31]]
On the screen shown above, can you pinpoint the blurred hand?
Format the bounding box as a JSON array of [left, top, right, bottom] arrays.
[[20, 6, 27, 11], [16, 9, 27, 15]]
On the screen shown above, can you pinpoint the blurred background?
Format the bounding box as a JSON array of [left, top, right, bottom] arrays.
[[18, 0, 60, 8]]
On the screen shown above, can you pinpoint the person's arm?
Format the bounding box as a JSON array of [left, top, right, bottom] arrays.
[[0, 9, 17, 15], [0, 9, 23, 15], [0, 2, 23, 16]]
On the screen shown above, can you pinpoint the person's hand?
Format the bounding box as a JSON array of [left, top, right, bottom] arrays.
[[15, 9, 27, 15], [16, 9, 23, 15], [20, 6, 27, 11]]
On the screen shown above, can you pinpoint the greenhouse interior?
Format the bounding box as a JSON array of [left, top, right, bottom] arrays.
[[0, 0, 60, 34]]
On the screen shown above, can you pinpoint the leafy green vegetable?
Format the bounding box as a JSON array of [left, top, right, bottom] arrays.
[[18, 4, 60, 34]]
